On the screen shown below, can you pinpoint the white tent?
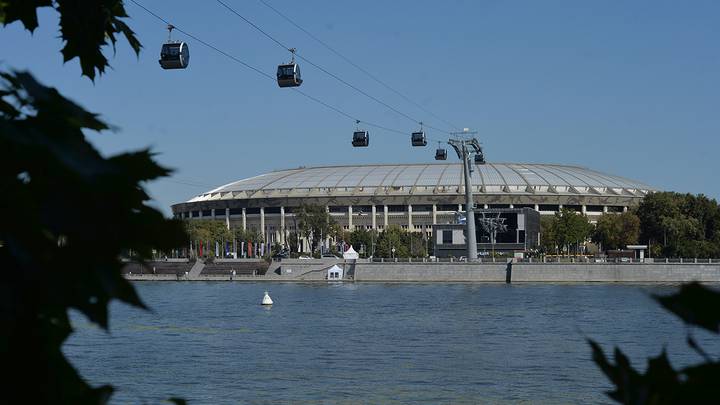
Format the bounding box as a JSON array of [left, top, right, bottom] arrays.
[[343, 245, 359, 260], [327, 264, 344, 280]]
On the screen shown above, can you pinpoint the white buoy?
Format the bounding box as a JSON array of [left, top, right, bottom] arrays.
[[262, 291, 273, 306]]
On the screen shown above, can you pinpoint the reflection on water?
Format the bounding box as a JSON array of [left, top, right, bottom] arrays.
[[64, 282, 720, 404]]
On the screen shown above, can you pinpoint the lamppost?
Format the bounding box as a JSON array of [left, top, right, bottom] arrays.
[[446, 130, 485, 262]]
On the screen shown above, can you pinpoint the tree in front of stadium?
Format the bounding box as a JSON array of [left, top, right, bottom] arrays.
[[296, 204, 336, 253], [555, 208, 593, 255], [348, 228, 377, 257], [1, 1, 186, 403], [636, 192, 720, 258], [373, 225, 427, 258], [540, 208, 593, 256], [592, 212, 640, 251], [539, 216, 559, 255], [376, 225, 408, 258]]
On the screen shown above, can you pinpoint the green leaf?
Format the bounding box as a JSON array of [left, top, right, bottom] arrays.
[[0, 0, 52, 32], [654, 282, 720, 333]]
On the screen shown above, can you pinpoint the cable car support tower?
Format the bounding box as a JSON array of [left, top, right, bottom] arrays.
[[446, 129, 485, 262]]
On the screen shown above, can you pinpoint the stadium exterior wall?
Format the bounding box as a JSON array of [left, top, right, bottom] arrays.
[[171, 163, 654, 250]]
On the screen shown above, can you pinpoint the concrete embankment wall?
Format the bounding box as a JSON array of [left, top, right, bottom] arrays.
[[354, 262, 506, 282], [275, 259, 345, 281], [353, 262, 720, 282], [123, 259, 720, 282]]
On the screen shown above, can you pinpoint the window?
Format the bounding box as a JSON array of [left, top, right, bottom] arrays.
[[353, 205, 372, 213], [442, 230, 453, 244]]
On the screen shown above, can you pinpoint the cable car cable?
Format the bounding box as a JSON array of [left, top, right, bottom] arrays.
[[128, 0, 428, 141], [129, 0, 271, 79], [214, 0, 453, 135], [257, 0, 462, 132]]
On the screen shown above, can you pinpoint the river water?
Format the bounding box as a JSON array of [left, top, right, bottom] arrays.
[[64, 282, 719, 404]]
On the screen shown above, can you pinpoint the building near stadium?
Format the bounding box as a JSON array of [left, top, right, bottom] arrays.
[[172, 162, 656, 250]]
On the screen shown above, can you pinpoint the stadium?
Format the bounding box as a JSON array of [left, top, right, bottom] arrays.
[[172, 162, 656, 250]]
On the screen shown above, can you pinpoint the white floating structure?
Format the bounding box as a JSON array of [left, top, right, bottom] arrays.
[[262, 291, 273, 306], [327, 264, 344, 281]]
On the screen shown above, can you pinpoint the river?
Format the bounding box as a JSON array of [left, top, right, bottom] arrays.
[[64, 282, 719, 404]]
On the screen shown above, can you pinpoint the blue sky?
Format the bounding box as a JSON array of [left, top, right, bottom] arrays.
[[2, 0, 719, 214]]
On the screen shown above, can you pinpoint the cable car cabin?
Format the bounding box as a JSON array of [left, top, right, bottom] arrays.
[[277, 63, 302, 87], [352, 131, 369, 147], [411, 131, 427, 147], [159, 42, 190, 69], [435, 148, 447, 160], [474, 153, 486, 164]]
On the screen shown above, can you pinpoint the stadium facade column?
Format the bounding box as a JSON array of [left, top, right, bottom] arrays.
[[198, 210, 203, 219], [623, 206, 628, 212], [408, 204, 413, 230], [534, 204, 539, 211], [559, 204, 564, 210], [582, 205, 587, 215], [225, 208, 230, 230], [348, 205, 353, 230], [383, 205, 389, 228], [242, 208, 246, 231], [280, 206, 285, 245], [603, 206, 608, 214], [260, 207, 265, 243], [371, 205, 377, 229], [432, 204, 437, 225], [211, 208, 215, 219]]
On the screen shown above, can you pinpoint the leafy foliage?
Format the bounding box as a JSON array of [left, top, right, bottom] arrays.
[[0, 0, 141, 80], [539, 208, 593, 255], [593, 212, 641, 251], [347, 227, 377, 257], [654, 282, 720, 334], [374, 225, 428, 258], [0, 71, 186, 403], [296, 204, 337, 252], [1, 1, 188, 403], [590, 282, 720, 404], [636, 192, 720, 258]]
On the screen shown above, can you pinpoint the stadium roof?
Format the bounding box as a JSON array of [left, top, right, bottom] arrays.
[[186, 163, 655, 203]]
